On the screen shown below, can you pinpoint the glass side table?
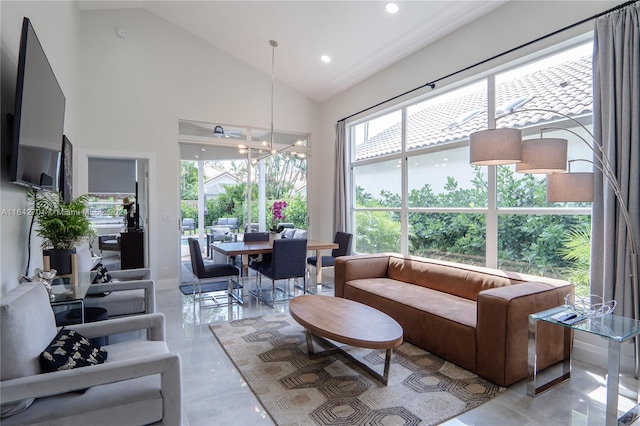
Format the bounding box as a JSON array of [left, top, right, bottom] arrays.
[[50, 272, 93, 323], [528, 305, 640, 426]]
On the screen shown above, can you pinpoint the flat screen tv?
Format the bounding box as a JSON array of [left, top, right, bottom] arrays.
[[9, 17, 65, 192]]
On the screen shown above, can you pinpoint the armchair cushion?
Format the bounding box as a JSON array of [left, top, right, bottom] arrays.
[[40, 328, 107, 373], [85, 277, 155, 318], [1, 283, 58, 418]]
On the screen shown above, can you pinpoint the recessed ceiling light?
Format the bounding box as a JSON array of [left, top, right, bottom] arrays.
[[194, 155, 199, 159], [201, 148, 206, 152], [321, 55, 331, 63], [385, 2, 399, 14]]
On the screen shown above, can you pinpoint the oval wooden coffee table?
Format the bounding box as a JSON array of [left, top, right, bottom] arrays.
[[289, 295, 403, 385]]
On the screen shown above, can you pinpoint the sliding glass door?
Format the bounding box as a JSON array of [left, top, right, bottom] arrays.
[[178, 122, 309, 285]]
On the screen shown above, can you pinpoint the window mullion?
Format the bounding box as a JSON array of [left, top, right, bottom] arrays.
[[401, 107, 409, 255], [486, 76, 498, 269]]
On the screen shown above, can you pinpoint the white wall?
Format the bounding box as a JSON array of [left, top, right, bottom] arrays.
[[1, 1, 80, 295], [74, 7, 320, 288], [1, 3, 319, 294]]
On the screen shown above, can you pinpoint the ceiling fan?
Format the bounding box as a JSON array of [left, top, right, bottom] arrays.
[[194, 124, 243, 139], [212, 125, 238, 138]]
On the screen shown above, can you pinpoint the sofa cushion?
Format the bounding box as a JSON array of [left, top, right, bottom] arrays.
[[293, 229, 307, 239], [387, 257, 512, 300], [344, 277, 478, 372], [282, 228, 297, 239]]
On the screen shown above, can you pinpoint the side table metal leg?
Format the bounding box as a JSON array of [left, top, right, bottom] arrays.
[[528, 317, 571, 397], [527, 316, 538, 397], [606, 340, 621, 426]]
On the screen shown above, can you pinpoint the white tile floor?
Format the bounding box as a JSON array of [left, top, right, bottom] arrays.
[[156, 283, 639, 426]]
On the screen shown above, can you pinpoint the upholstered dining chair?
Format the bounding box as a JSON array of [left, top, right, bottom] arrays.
[[188, 238, 242, 306], [0, 282, 182, 425], [307, 231, 353, 286], [250, 238, 308, 306]]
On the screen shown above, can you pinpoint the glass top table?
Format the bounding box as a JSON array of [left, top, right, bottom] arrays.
[[50, 272, 92, 303], [49, 272, 93, 323], [528, 305, 640, 426]]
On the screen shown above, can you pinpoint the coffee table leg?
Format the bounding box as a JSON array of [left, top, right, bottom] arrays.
[[302, 329, 393, 385], [304, 329, 315, 355], [383, 348, 392, 382]]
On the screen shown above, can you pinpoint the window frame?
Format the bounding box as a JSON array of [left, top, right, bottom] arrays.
[[347, 35, 593, 273]]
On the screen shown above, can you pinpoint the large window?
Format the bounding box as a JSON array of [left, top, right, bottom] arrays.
[[348, 40, 593, 293]]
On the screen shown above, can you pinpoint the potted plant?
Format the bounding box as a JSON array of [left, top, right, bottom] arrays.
[[29, 190, 95, 275], [268, 201, 287, 245]]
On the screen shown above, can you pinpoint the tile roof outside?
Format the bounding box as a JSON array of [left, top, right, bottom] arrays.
[[355, 56, 593, 161]]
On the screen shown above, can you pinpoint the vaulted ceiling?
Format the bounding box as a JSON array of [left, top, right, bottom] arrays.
[[78, 1, 508, 103]]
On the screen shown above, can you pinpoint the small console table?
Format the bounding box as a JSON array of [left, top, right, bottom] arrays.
[[528, 305, 640, 425]]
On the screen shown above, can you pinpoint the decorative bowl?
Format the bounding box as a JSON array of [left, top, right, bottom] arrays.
[[564, 293, 616, 318]]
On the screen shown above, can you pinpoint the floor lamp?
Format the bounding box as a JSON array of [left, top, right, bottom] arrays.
[[469, 108, 639, 378]]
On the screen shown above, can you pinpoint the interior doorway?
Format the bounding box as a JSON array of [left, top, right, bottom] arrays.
[[86, 156, 150, 271]]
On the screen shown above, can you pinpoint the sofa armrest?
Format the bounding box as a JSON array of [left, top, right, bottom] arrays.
[[86, 279, 156, 314], [476, 281, 573, 386], [67, 312, 166, 341], [334, 254, 390, 298]]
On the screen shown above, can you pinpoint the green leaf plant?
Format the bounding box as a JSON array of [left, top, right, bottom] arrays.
[[559, 223, 591, 296], [29, 190, 96, 250]]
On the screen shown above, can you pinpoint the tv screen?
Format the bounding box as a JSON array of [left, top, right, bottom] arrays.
[[9, 17, 65, 192]]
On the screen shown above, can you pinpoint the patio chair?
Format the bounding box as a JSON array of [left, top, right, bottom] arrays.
[[0, 282, 182, 425], [182, 218, 195, 234]]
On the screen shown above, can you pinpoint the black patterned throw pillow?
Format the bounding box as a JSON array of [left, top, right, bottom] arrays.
[[40, 328, 107, 373], [90, 262, 112, 296], [91, 262, 112, 283]]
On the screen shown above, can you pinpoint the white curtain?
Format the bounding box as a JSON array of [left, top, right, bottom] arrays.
[[333, 121, 348, 233], [590, 2, 639, 371]]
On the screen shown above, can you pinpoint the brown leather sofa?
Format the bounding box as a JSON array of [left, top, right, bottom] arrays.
[[334, 253, 574, 387]]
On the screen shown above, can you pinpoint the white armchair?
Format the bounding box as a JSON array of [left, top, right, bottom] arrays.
[[85, 268, 155, 317], [0, 283, 182, 425]]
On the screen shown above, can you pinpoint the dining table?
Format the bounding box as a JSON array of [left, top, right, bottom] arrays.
[[209, 239, 339, 285]]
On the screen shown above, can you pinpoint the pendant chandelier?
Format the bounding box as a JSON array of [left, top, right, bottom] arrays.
[[239, 39, 305, 162]]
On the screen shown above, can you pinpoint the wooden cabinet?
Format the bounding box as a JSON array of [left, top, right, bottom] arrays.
[[120, 231, 144, 269]]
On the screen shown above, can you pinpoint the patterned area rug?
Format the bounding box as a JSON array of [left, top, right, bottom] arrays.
[[210, 313, 505, 426]]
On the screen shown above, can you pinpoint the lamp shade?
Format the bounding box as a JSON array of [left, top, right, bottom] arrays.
[[516, 138, 568, 174], [547, 172, 594, 203], [469, 128, 522, 165]]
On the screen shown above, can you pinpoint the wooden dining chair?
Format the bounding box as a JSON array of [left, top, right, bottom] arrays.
[[250, 239, 307, 306]]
